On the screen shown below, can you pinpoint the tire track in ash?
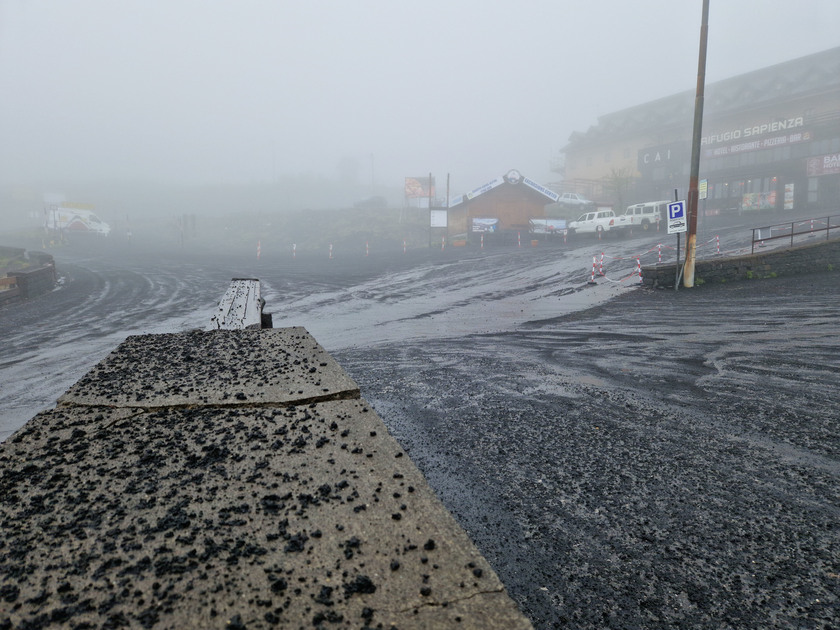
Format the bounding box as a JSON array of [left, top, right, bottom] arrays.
[[265, 247, 635, 350], [0, 259, 223, 441], [335, 278, 840, 629]]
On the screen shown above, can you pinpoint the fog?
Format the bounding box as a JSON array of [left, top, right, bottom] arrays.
[[1, 0, 839, 217]]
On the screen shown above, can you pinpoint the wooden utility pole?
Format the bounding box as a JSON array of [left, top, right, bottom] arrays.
[[428, 172, 433, 248], [683, 0, 710, 287]]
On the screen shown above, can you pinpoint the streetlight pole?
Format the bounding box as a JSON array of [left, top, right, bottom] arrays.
[[683, 0, 710, 288]]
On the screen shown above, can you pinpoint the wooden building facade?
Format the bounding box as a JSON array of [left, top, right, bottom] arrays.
[[447, 169, 559, 243]]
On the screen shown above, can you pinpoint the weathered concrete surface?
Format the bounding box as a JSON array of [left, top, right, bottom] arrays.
[[208, 278, 265, 330], [0, 328, 532, 629], [59, 327, 359, 409]]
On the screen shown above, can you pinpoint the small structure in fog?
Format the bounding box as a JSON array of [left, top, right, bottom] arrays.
[[447, 169, 559, 243]]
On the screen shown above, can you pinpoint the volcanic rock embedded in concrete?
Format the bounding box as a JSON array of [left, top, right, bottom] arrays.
[[0, 327, 532, 629]]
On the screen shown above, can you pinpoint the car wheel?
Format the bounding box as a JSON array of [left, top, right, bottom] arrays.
[[642, 219, 650, 231], [596, 225, 604, 233]]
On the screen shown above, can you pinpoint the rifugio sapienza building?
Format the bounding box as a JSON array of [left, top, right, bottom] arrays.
[[558, 46, 840, 217]]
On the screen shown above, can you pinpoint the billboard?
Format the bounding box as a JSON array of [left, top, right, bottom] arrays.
[[404, 176, 436, 198], [471, 218, 498, 233], [529, 219, 566, 234], [741, 191, 777, 212], [806, 153, 840, 176]]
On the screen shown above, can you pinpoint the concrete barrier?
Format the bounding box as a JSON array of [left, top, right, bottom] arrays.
[[642, 236, 840, 289], [0, 327, 532, 629], [7, 263, 56, 299], [1, 250, 56, 301], [208, 278, 271, 330]]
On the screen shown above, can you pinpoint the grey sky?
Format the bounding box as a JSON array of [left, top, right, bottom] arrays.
[[1, 0, 838, 196]]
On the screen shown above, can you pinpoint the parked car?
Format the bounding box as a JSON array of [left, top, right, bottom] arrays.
[[616, 201, 669, 231], [568, 209, 618, 235], [558, 192, 595, 208]]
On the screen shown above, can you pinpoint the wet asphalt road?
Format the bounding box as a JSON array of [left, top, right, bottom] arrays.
[[335, 272, 840, 629], [1, 220, 839, 628]]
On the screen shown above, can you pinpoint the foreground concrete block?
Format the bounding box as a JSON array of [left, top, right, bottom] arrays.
[[0, 328, 532, 629], [58, 327, 360, 409]]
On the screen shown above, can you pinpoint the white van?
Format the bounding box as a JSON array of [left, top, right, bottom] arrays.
[[617, 201, 669, 231], [44, 207, 111, 236]]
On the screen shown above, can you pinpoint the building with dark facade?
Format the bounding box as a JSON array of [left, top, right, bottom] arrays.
[[559, 47, 840, 217]]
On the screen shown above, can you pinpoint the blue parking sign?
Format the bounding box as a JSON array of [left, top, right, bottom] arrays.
[[668, 201, 685, 220], [667, 200, 687, 234]]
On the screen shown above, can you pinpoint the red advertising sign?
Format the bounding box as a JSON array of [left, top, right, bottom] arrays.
[[807, 154, 840, 177], [404, 177, 435, 198]]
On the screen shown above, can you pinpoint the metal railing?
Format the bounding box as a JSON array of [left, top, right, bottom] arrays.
[[751, 215, 840, 254]]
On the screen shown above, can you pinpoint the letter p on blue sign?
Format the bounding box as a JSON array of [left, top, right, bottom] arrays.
[[668, 201, 685, 220]]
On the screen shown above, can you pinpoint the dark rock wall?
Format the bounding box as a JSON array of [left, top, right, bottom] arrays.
[[642, 237, 840, 288]]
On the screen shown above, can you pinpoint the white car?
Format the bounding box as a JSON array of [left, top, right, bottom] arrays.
[[568, 209, 618, 235], [558, 192, 595, 208]]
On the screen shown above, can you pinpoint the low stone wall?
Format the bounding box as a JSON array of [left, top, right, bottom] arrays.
[[0, 283, 20, 304], [8, 258, 57, 299], [0, 245, 26, 260], [642, 236, 840, 289]]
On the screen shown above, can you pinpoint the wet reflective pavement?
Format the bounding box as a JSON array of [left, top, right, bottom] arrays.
[[1, 224, 838, 628], [336, 272, 840, 628]]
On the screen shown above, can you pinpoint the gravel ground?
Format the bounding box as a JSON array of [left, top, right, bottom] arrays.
[[335, 272, 840, 629]]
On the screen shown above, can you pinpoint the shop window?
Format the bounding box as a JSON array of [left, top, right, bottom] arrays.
[[808, 177, 818, 203]]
